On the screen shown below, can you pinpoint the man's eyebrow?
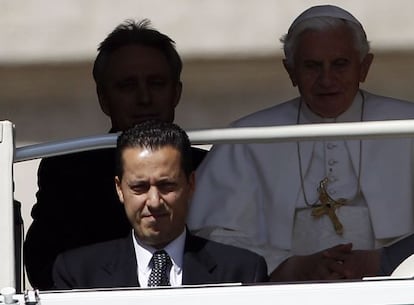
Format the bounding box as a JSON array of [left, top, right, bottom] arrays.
[[302, 59, 322, 66], [128, 179, 148, 187], [303, 58, 320, 62], [117, 75, 138, 82], [148, 73, 169, 79], [156, 178, 177, 184], [333, 57, 350, 62]]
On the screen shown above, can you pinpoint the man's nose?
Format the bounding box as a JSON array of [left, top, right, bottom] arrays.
[[146, 186, 161, 207], [318, 66, 336, 87], [136, 83, 151, 105]]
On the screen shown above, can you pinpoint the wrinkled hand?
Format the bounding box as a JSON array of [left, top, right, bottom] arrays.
[[270, 243, 353, 282], [325, 247, 381, 279]]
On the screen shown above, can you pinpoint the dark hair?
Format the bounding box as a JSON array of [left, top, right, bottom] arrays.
[[93, 19, 182, 88], [115, 120, 193, 180]]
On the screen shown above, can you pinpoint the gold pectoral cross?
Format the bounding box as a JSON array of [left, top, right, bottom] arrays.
[[311, 178, 347, 235]]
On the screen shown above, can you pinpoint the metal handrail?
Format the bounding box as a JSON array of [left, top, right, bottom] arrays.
[[15, 119, 414, 162]]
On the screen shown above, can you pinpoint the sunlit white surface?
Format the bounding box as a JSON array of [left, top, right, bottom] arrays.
[[1, 0, 414, 62], [4, 280, 414, 305], [0, 121, 15, 289], [391, 254, 414, 278]]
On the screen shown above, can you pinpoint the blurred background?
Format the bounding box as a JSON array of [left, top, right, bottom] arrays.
[[1, 0, 413, 235]]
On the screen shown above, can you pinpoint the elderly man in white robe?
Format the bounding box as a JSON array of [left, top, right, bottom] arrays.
[[187, 5, 414, 281]]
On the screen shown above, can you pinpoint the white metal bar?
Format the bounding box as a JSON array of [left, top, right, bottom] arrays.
[[189, 119, 414, 144], [7, 279, 414, 305], [14, 119, 414, 162], [15, 133, 119, 162], [0, 121, 15, 289]]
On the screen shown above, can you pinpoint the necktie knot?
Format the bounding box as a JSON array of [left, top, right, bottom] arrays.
[[148, 250, 172, 287]]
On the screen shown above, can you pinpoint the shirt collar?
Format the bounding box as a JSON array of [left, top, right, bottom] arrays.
[[300, 91, 363, 123], [132, 229, 186, 273]]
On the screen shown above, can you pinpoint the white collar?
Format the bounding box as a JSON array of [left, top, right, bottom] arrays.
[[300, 92, 364, 123], [132, 229, 186, 274]]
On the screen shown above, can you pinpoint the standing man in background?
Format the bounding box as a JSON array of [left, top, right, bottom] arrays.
[[24, 19, 206, 290]]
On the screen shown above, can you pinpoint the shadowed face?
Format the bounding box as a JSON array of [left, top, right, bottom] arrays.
[[115, 146, 194, 248], [284, 25, 373, 118], [98, 45, 182, 131]]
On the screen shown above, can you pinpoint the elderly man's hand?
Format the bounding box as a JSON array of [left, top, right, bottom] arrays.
[[326, 247, 381, 279], [270, 243, 353, 281]]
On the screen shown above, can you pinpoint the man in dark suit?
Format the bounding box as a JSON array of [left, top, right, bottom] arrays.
[[377, 234, 414, 276], [24, 19, 206, 290], [53, 121, 268, 289]]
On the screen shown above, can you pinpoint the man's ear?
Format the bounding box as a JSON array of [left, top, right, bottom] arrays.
[[359, 53, 374, 83], [283, 59, 297, 87], [115, 176, 124, 204], [173, 81, 183, 108], [97, 85, 110, 116]]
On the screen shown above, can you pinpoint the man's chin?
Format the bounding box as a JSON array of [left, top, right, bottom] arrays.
[[309, 100, 348, 118], [133, 116, 163, 124], [142, 233, 170, 249], [141, 221, 168, 237]]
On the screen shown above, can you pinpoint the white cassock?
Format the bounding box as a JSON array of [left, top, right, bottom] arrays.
[[187, 90, 414, 272]]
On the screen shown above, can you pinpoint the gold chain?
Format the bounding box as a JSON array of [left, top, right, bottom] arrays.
[[296, 90, 365, 207]]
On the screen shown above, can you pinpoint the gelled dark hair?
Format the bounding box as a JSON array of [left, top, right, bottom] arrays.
[[116, 120, 192, 180]]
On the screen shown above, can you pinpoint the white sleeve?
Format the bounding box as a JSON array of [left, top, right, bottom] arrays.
[[187, 142, 291, 272]]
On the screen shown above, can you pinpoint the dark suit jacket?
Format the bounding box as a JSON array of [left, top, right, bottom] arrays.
[[52, 233, 268, 289], [24, 146, 207, 290], [380, 234, 414, 275]]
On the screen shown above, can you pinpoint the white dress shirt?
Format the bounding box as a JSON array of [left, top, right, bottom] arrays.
[[132, 229, 186, 287]]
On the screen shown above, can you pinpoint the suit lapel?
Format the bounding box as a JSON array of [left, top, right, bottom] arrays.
[[182, 233, 216, 285], [101, 234, 140, 287]]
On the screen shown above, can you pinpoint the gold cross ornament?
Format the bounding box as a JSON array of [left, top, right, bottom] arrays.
[[311, 178, 346, 235]]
